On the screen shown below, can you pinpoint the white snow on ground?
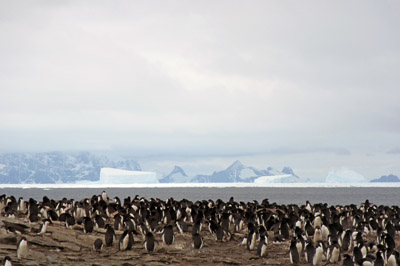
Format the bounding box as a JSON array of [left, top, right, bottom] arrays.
[[325, 169, 368, 183]]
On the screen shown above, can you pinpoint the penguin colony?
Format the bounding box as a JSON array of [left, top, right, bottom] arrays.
[[0, 193, 400, 265]]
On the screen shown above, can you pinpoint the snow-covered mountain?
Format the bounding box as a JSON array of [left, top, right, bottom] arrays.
[[190, 160, 302, 183], [159, 166, 188, 183], [0, 152, 141, 184], [370, 174, 400, 182], [0, 153, 305, 184]]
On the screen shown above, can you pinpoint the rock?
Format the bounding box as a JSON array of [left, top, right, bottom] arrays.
[[213, 258, 241, 265], [46, 256, 57, 264], [25, 261, 39, 266]]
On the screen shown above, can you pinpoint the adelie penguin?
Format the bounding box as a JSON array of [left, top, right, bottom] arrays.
[[2, 256, 12, 266], [105, 224, 116, 247], [161, 224, 174, 246], [374, 250, 384, 266], [192, 219, 202, 235], [312, 241, 324, 265], [387, 250, 400, 266], [94, 215, 105, 229], [17, 237, 28, 259], [246, 228, 257, 251], [83, 217, 94, 233], [327, 241, 341, 263], [289, 238, 300, 264], [342, 254, 354, 266], [313, 226, 322, 245], [36, 219, 52, 235], [175, 219, 188, 234], [192, 233, 203, 250], [144, 232, 156, 253], [340, 229, 352, 252], [304, 239, 315, 264], [93, 238, 103, 252], [65, 213, 75, 229], [119, 230, 134, 251], [353, 246, 363, 266], [257, 235, 268, 258]]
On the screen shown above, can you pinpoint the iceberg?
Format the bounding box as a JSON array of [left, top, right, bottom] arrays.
[[325, 169, 368, 183], [97, 168, 158, 184], [254, 174, 297, 183]]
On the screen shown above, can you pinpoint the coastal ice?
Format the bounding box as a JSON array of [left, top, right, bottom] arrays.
[[2, 182, 400, 189], [325, 169, 368, 183], [97, 168, 158, 184], [254, 174, 298, 183]]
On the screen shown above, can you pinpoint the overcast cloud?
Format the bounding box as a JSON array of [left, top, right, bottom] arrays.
[[0, 1, 399, 178]]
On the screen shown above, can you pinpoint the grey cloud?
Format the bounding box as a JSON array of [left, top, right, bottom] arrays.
[[0, 1, 399, 180]]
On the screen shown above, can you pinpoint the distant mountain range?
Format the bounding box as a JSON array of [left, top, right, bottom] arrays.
[[0, 152, 398, 184], [0, 152, 141, 184], [370, 174, 400, 182], [161, 160, 304, 183]]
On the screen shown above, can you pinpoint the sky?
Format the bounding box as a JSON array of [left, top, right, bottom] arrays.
[[0, 1, 399, 180]]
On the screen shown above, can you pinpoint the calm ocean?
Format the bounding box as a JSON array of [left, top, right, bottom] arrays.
[[0, 187, 398, 206]]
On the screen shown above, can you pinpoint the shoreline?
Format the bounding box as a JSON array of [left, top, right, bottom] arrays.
[[1, 182, 400, 189]]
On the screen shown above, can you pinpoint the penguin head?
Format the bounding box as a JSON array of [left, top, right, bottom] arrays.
[[43, 219, 53, 225], [145, 232, 154, 239]]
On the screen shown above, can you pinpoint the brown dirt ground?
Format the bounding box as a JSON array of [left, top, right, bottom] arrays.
[[0, 216, 392, 266]]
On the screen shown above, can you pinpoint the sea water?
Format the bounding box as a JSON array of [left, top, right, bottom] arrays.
[[0, 185, 399, 206]]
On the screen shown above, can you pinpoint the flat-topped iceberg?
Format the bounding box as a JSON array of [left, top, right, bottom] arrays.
[[325, 169, 368, 183], [254, 174, 295, 183], [98, 168, 158, 184]]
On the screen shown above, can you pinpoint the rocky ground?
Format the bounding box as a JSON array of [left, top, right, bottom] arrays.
[[0, 215, 390, 266]]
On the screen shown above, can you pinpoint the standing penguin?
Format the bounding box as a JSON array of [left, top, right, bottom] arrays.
[[17, 237, 28, 259], [105, 224, 116, 247], [93, 238, 103, 252], [162, 224, 174, 246], [192, 220, 202, 235], [353, 246, 363, 266], [296, 235, 305, 257], [280, 219, 290, 240], [342, 254, 354, 266], [176, 219, 188, 234], [305, 239, 315, 264], [192, 233, 203, 250], [321, 224, 329, 241], [289, 238, 300, 264], [313, 241, 324, 265], [37, 219, 52, 235], [94, 215, 105, 229], [17, 197, 26, 213], [83, 217, 94, 234], [101, 191, 108, 202], [374, 250, 384, 266], [327, 241, 341, 263], [65, 213, 75, 229], [2, 256, 12, 266], [313, 226, 322, 245], [247, 229, 257, 251], [144, 232, 156, 253], [119, 230, 134, 251], [257, 235, 268, 258], [305, 221, 315, 238], [340, 229, 352, 252], [387, 250, 399, 266]]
